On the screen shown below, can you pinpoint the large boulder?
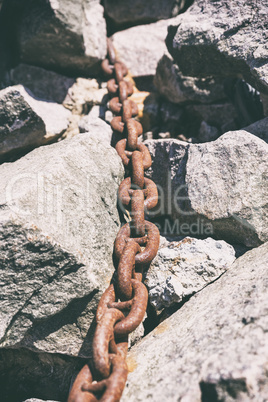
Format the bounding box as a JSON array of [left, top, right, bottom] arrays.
[[122, 241, 268, 401], [244, 117, 268, 144], [103, 0, 188, 27], [146, 236, 236, 313], [9, 0, 106, 75], [154, 54, 227, 104], [111, 17, 181, 77], [0, 85, 71, 161], [166, 0, 268, 96], [0, 132, 124, 400], [9, 64, 75, 104], [145, 131, 268, 247]]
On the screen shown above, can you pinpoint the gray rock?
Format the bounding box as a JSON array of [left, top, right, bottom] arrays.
[[184, 102, 239, 137], [122, 242, 268, 401], [24, 399, 58, 402], [146, 236, 235, 312], [244, 117, 268, 144], [9, 64, 75, 103], [145, 131, 268, 247], [154, 54, 227, 104], [104, 0, 187, 26], [166, 0, 268, 95], [0, 132, 124, 357], [111, 17, 180, 77], [78, 108, 113, 144], [63, 78, 108, 115], [14, 0, 106, 75], [0, 85, 71, 160], [198, 121, 220, 143]]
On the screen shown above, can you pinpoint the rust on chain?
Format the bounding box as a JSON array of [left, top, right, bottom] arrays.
[[107, 78, 118, 94], [113, 279, 148, 337], [115, 139, 152, 169], [82, 354, 128, 402], [69, 36, 161, 402], [119, 80, 128, 102], [101, 59, 114, 76], [118, 177, 158, 212], [130, 190, 145, 237], [117, 240, 141, 301], [109, 97, 122, 114], [131, 151, 145, 189], [93, 308, 125, 378], [111, 116, 125, 133], [126, 119, 143, 151], [114, 221, 160, 265], [114, 62, 127, 82]]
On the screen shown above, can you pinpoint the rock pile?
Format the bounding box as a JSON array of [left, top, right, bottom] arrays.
[[0, 0, 267, 401]]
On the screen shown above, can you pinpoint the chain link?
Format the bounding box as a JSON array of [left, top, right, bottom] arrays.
[[68, 37, 160, 402]]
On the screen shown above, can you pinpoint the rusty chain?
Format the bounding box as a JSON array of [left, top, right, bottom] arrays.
[[68, 37, 160, 402]]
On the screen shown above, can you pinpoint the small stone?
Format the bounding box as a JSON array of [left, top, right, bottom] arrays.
[[146, 237, 236, 312], [0, 85, 71, 160], [9, 64, 75, 104], [63, 78, 108, 115]]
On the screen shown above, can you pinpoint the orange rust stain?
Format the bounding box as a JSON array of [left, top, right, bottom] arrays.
[[153, 320, 170, 335], [126, 354, 138, 373]]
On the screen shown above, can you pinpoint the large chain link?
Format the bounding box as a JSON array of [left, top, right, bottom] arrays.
[[68, 37, 160, 402]]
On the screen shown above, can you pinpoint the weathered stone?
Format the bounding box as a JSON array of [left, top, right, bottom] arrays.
[[0, 132, 123, 359], [146, 236, 236, 312], [145, 131, 268, 247], [9, 64, 75, 103], [111, 18, 180, 77], [63, 78, 108, 115], [24, 400, 58, 402], [104, 0, 188, 26], [122, 242, 268, 401], [0, 85, 71, 160], [13, 0, 106, 75], [166, 0, 268, 95], [154, 54, 227, 104], [198, 120, 220, 143], [244, 117, 268, 144], [184, 102, 239, 137], [78, 108, 113, 144]]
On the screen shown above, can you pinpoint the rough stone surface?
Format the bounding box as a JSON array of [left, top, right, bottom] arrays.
[[78, 108, 113, 144], [63, 78, 108, 115], [145, 131, 268, 247], [13, 0, 106, 75], [184, 102, 239, 137], [146, 236, 236, 312], [104, 0, 187, 26], [0, 133, 123, 358], [0, 85, 71, 159], [111, 17, 181, 77], [154, 54, 227, 104], [122, 242, 268, 402], [198, 120, 220, 143], [166, 0, 268, 95], [244, 117, 268, 144], [9, 64, 75, 103]]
